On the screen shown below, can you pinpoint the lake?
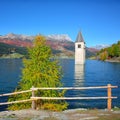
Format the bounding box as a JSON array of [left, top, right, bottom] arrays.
[[0, 59, 120, 111]]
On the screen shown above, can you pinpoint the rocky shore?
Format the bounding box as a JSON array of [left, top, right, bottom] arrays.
[[0, 109, 120, 120], [89, 57, 120, 63], [105, 58, 120, 63]]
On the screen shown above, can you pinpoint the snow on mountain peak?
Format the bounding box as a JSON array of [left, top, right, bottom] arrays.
[[92, 44, 110, 50], [0, 33, 34, 41], [0, 33, 72, 42], [46, 34, 72, 41]]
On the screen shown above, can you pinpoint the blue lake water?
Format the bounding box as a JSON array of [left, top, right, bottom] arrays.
[[0, 59, 120, 111]]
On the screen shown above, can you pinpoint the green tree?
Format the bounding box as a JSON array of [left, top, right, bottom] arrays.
[[117, 40, 120, 45], [107, 47, 114, 57], [111, 44, 120, 57], [8, 35, 68, 111], [98, 40, 120, 59]]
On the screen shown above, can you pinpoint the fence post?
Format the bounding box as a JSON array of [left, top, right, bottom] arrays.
[[31, 86, 36, 110], [107, 84, 112, 111]]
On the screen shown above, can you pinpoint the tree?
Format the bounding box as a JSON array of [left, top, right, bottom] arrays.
[[99, 51, 108, 61], [117, 40, 120, 45], [8, 35, 68, 111], [98, 40, 120, 60], [112, 44, 120, 57], [107, 47, 114, 57]]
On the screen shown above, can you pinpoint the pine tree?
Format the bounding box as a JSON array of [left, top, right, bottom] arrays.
[[8, 35, 68, 111]]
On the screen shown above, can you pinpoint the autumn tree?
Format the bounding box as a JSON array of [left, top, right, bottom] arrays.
[[98, 40, 120, 61], [99, 51, 108, 61], [8, 35, 68, 111]]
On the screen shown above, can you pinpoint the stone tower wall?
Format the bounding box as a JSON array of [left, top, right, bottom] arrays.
[[75, 42, 85, 64]]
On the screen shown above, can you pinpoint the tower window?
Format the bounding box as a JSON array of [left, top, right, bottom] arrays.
[[78, 44, 81, 48]]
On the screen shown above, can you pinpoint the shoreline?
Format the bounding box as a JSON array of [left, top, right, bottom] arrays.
[[89, 57, 120, 63], [105, 59, 120, 63], [103, 56, 120, 63], [0, 108, 120, 120]]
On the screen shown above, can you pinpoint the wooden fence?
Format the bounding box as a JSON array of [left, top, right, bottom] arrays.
[[0, 84, 118, 111]]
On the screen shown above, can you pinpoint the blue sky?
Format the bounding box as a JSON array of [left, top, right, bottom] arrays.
[[0, 0, 120, 47]]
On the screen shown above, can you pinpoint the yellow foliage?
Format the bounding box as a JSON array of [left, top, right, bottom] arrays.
[[34, 36, 46, 46], [41, 102, 68, 112]]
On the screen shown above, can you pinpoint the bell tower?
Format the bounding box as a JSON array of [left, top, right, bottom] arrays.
[[75, 32, 85, 64]]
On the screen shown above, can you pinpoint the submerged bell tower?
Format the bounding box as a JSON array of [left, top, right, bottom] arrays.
[[75, 32, 85, 64]]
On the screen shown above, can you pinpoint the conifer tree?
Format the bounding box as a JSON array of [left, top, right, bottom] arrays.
[[8, 35, 68, 111]]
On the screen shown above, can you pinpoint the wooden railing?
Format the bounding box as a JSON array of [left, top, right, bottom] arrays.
[[0, 84, 118, 111]]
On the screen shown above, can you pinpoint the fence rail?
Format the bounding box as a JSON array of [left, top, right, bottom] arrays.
[[0, 84, 118, 111], [31, 86, 117, 90], [31, 96, 117, 100], [0, 90, 32, 97]]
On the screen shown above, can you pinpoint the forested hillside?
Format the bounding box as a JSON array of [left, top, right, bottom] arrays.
[[0, 42, 28, 57], [0, 42, 96, 58], [97, 41, 120, 61]]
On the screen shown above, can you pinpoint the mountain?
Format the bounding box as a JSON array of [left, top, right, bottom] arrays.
[[87, 47, 100, 53], [0, 33, 96, 58], [46, 34, 72, 42], [0, 33, 34, 41], [0, 33, 74, 57], [0, 33, 72, 42], [0, 33, 32, 47], [91, 44, 110, 50]]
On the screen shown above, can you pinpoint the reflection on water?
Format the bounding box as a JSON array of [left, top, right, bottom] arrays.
[[0, 59, 120, 110], [0, 59, 22, 111], [74, 64, 85, 87]]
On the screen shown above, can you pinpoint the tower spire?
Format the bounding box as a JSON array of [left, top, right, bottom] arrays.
[[75, 31, 84, 42]]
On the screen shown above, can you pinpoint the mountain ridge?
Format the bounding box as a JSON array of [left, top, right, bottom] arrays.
[[0, 33, 97, 58], [91, 44, 110, 50], [0, 33, 72, 42]]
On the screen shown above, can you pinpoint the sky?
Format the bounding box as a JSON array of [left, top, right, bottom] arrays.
[[0, 0, 120, 47]]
